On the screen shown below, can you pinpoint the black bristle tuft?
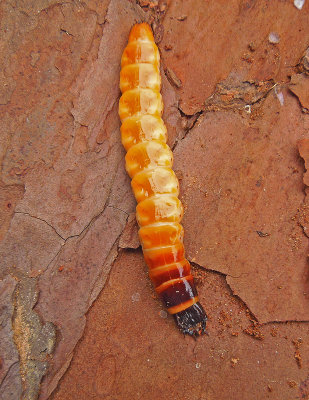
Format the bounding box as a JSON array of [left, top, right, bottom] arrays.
[[173, 302, 207, 337]]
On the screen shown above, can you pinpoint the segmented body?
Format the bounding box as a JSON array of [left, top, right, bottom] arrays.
[[119, 23, 207, 336]]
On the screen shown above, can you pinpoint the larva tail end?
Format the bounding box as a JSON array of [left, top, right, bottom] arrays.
[[173, 302, 207, 338]]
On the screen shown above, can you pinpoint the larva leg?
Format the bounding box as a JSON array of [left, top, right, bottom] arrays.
[[119, 23, 207, 337]]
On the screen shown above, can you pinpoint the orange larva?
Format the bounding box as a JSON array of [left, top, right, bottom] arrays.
[[119, 23, 207, 336]]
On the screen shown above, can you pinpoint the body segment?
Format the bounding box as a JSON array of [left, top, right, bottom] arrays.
[[119, 23, 207, 336]]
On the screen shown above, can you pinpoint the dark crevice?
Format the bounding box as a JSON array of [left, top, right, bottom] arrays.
[[171, 79, 279, 152], [172, 108, 203, 151], [60, 28, 74, 37], [204, 78, 277, 112], [134, 1, 168, 42]]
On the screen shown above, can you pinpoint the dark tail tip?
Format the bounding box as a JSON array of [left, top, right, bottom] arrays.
[[173, 302, 207, 338]]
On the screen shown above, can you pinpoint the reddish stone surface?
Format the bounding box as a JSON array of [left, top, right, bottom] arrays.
[[174, 89, 309, 323], [119, 213, 140, 249], [290, 74, 309, 110], [0, 0, 309, 399], [160, 0, 309, 115], [51, 250, 309, 400], [36, 205, 127, 399]]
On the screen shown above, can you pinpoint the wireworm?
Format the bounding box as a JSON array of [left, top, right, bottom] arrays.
[[118, 23, 207, 336]]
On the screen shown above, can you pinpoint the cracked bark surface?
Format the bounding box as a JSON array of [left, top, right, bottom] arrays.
[[174, 89, 309, 324], [0, 0, 309, 399], [51, 250, 309, 400]]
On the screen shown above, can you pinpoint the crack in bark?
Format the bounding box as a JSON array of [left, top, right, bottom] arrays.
[[44, 245, 64, 273], [171, 79, 278, 154], [62, 158, 124, 243], [88, 237, 121, 306], [14, 211, 66, 241], [107, 204, 130, 217], [296, 141, 309, 240], [298, 204, 309, 239], [191, 261, 256, 319], [15, 160, 125, 264], [173, 108, 203, 151], [191, 261, 309, 326]]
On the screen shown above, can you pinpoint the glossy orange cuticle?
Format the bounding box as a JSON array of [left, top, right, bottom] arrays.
[[119, 23, 200, 317]]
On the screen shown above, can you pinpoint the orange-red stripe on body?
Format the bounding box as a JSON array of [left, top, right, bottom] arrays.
[[149, 260, 192, 287], [143, 243, 185, 269]]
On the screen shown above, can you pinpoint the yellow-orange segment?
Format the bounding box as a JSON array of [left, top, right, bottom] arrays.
[[125, 141, 173, 178], [139, 223, 184, 249], [120, 115, 167, 151], [136, 195, 183, 226], [121, 41, 160, 68], [119, 88, 163, 121], [120, 63, 161, 92], [131, 167, 179, 203]]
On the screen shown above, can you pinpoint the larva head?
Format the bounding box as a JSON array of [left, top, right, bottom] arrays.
[[129, 23, 154, 43]]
